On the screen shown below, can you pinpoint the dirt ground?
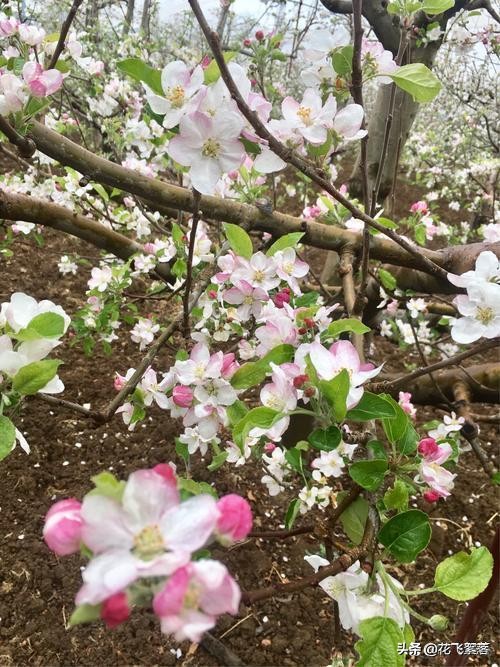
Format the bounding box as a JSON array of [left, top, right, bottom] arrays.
[[0, 207, 498, 666]]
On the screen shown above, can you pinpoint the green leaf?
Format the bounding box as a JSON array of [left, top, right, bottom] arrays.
[[349, 459, 388, 491], [285, 498, 301, 529], [308, 426, 341, 451], [332, 45, 354, 75], [355, 616, 404, 667], [346, 392, 396, 421], [226, 400, 249, 426], [434, 547, 493, 601], [178, 478, 217, 498], [88, 471, 125, 501], [208, 451, 228, 471], [233, 407, 281, 448], [492, 471, 500, 485], [12, 359, 62, 395], [285, 447, 303, 473], [390, 63, 441, 103], [222, 223, 253, 259], [266, 232, 304, 256], [0, 416, 16, 460], [378, 268, 397, 291], [203, 51, 237, 84], [381, 396, 417, 454], [16, 312, 66, 340], [421, 0, 454, 14], [117, 58, 162, 95], [230, 344, 294, 390], [383, 480, 409, 512], [69, 604, 101, 627], [319, 369, 350, 422], [322, 318, 370, 340], [175, 437, 189, 465], [378, 509, 431, 563], [339, 492, 369, 545]]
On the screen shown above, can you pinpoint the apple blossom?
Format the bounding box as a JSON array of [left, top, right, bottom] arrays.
[[88, 266, 113, 292], [0, 73, 27, 115], [130, 318, 160, 351], [167, 111, 245, 194], [22, 62, 63, 98], [282, 88, 337, 144], [145, 60, 204, 128], [311, 449, 346, 479], [153, 559, 240, 642], [75, 468, 219, 605], [18, 23, 45, 45], [1, 292, 70, 336], [223, 280, 269, 320], [451, 282, 500, 343]]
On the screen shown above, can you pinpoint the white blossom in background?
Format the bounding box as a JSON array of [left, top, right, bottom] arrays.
[[58, 255, 78, 275], [131, 318, 160, 351]]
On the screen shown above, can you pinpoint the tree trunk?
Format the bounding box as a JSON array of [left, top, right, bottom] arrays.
[[141, 0, 152, 38], [123, 0, 135, 35]]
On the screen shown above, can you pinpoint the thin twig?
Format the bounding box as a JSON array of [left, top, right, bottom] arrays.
[[49, 0, 85, 69], [370, 338, 499, 393], [183, 189, 201, 335]]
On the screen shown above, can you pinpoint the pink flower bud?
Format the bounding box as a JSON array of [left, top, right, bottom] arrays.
[[273, 290, 290, 308], [418, 437, 438, 458], [243, 38, 252, 47], [293, 374, 308, 389], [201, 55, 212, 69], [143, 242, 156, 254], [264, 442, 276, 453], [43, 498, 82, 556], [423, 489, 440, 503], [221, 352, 239, 379], [216, 494, 253, 543], [100, 592, 130, 628], [255, 30, 265, 41], [152, 463, 176, 484], [208, 290, 218, 299], [114, 373, 126, 391], [172, 385, 194, 408]]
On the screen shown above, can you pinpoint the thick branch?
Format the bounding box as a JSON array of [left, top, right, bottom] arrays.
[[25, 123, 499, 284], [0, 186, 174, 279]]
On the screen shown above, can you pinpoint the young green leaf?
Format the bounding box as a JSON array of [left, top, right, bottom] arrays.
[[308, 425, 342, 451], [332, 45, 354, 75], [12, 359, 62, 395], [203, 51, 237, 84], [208, 451, 228, 471], [421, 0, 455, 14], [117, 58, 163, 95], [349, 459, 388, 491], [230, 344, 295, 390], [383, 480, 409, 512], [266, 232, 304, 256], [355, 616, 405, 667], [222, 223, 253, 259], [339, 492, 369, 545], [434, 546, 493, 601], [0, 415, 16, 460], [319, 369, 350, 422], [322, 318, 370, 340], [69, 603, 101, 627], [346, 392, 397, 421], [390, 63, 441, 103], [88, 471, 125, 501], [16, 312, 66, 340], [378, 509, 431, 563], [285, 498, 301, 529]]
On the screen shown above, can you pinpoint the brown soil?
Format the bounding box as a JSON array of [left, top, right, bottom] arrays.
[[0, 223, 498, 667]]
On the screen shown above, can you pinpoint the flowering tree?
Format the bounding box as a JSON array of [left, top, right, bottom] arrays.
[[0, 0, 498, 664]]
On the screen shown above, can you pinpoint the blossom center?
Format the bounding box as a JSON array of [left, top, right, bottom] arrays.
[[201, 137, 221, 158], [166, 85, 185, 108], [133, 524, 165, 560], [243, 295, 254, 305], [297, 105, 312, 125], [476, 305, 494, 324], [253, 269, 265, 283]]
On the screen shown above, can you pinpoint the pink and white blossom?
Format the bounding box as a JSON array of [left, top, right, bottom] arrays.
[[43, 498, 83, 556], [153, 559, 240, 641], [76, 468, 219, 605], [146, 60, 204, 129]]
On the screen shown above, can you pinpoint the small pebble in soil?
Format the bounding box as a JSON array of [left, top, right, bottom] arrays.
[[62, 461, 69, 466], [462, 515, 468, 521], [475, 541, 481, 547], [18, 534, 24, 540], [75, 442, 82, 448], [263, 616, 269, 623]]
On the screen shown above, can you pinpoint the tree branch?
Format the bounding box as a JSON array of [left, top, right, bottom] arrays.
[[48, 0, 85, 70]]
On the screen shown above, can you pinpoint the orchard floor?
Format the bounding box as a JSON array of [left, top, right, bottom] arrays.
[[0, 231, 499, 667]]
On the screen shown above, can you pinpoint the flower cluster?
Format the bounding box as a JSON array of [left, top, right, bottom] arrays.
[[43, 464, 252, 641], [447, 250, 500, 343], [305, 556, 408, 636], [143, 53, 367, 194], [0, 292, 70, 457]]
